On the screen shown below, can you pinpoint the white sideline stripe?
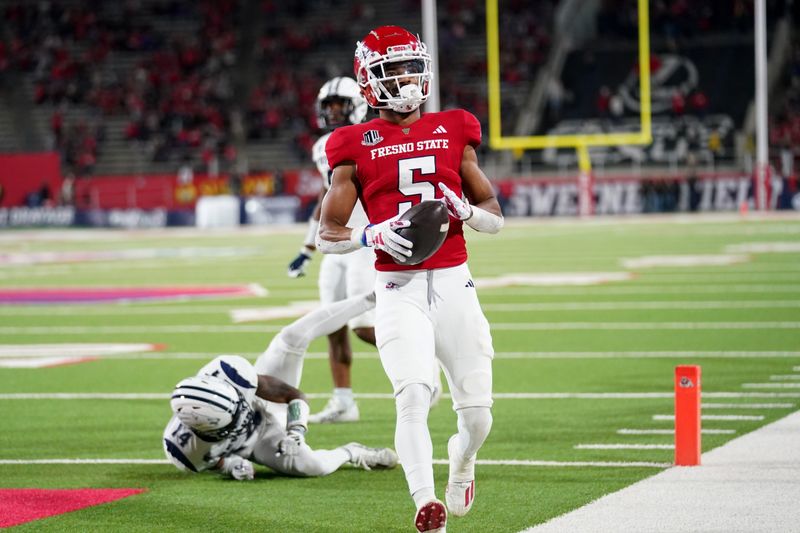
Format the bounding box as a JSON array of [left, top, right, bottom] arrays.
[[522, 411, 800, 533], [3, 392, 799, 401], [702, 403, 795, 409], [0, 458, 671, 468], [3, 322, 799, 334], [617, 429, 736, 435], [653, 414, 765, 421], [794, 366, 800, 371], [482, 301, 800, 311], [742, 383, 800, 389], [575, 444, 674, 450], [770, 375, 800, 380]]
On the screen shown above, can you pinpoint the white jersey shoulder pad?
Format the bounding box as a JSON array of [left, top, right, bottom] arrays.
[[197, 355, 258, 404]]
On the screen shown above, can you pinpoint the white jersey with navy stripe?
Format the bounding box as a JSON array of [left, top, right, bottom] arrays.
[[312, 133, 368, 228], [162, 355, 278, 473], [162, 402, 273, 473]]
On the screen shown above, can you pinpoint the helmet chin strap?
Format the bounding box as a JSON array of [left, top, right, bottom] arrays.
[[389, 83, 425, 113]]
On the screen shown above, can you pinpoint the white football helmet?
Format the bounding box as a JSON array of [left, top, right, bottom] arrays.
[[316, 76, 368, 129], [197, 355, 258, 406], [171, 376, 252, 441], [354, 26, 432, 113]]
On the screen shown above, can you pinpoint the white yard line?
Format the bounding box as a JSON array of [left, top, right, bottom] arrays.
[[2, 322, 797, 335], [482, 285, 800, 295], [701, 403, 795, 409], [2, 392, 799, 400], [489, 322, 800, 330], [3, 300, 797, 316], [575, 444, 674, 450], [617, 429, 736, 435], [742, 383, 800, 389], [91, 350, 800, 361], [0, 458, 671, 468], [482, 301, 800, 311], [522, 411, 800, 533], [769, 375, 800, 380], [653, 414, 765, 421]]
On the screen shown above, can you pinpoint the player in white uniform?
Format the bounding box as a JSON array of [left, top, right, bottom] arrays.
[[287, 76, 375, 423], [163, 293, 398, 479]]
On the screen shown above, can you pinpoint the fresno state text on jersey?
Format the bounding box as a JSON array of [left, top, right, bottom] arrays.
[[326, 109, 481, 271]]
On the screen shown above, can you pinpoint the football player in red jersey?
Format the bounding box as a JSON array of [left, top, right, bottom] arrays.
[[316, 26, 504, 533]]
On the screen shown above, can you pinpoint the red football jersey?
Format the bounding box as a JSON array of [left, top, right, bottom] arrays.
[[326, 109, 481, 271]]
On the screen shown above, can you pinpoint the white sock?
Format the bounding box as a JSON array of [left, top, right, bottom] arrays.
[[333, 387, 354, 406], [395, 384, 434, 501], [412, 488, 437, 509]]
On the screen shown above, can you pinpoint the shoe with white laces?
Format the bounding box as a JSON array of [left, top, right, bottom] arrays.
[[414, 499, 447, 533], [445, 434, 476, 517], [344, 443, 398, 470], [308, 397, 359, 424]]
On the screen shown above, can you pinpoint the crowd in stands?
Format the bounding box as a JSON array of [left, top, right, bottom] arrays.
[[5, 0, 240, 176], [3, 0, 561, 173]]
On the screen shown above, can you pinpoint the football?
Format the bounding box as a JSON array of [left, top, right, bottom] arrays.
[[393, 200, 450, 265]]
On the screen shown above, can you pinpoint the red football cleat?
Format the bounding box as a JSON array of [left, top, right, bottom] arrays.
[[414, 499, 447, 532]]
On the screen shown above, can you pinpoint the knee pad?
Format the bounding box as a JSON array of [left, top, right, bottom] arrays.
[[395, 383, 432, 425], [457, 406, 493, 444]]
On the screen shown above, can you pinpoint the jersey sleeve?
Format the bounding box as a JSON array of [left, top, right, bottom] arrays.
[[163, 418, 218, 473], [325, 128, 354, 169], [462, 110, 481, 148]]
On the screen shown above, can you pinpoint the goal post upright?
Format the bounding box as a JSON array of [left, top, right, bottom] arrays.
[[485, 0, 652, 215]]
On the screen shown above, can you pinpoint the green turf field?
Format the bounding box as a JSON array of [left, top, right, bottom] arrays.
[[1, 215, 799, 532]]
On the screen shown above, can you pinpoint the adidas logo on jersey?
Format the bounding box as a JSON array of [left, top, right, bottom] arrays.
[[465, 279, 475, 288], [433, 125, 448, 134]]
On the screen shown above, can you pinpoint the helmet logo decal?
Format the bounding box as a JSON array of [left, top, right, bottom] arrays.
[[220, 360, 255, 389]]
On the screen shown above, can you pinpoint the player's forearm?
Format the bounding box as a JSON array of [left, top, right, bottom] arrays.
[[465, 198, 504, 234], [316, 222, 362, 254]]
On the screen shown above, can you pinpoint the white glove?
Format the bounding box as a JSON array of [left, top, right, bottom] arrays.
[[355, 218, 413, 263], [275, 429, 306, 457], [438, 182, 473, 221], [220, 455, 255, 481]]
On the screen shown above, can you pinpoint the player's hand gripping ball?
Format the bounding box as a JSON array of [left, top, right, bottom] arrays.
[[392, 200, 449, 265]]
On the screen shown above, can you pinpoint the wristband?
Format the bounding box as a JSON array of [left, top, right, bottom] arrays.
[[287, 398, 310, 434], [349, 225, 368, 248], [465, 206, 504, 234]]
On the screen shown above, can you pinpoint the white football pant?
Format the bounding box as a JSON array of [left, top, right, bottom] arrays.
[[318, 246, 376, 330]]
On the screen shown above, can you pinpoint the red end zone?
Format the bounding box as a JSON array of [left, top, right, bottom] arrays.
[[0, 488, 146, 528]]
